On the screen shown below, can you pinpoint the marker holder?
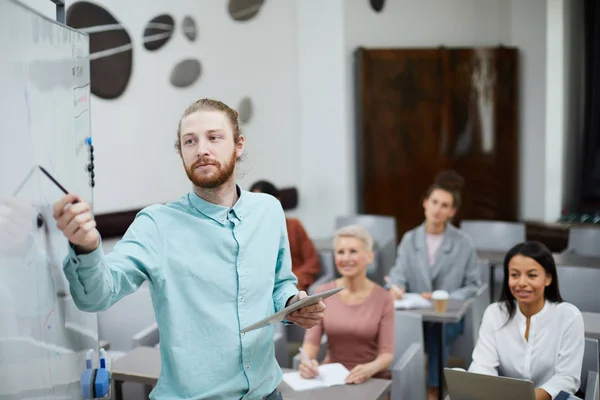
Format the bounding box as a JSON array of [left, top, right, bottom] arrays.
[[86, 137, 95, 188], [80, 348, 111, 399]]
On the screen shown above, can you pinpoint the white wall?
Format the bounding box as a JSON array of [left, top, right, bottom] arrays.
[[88, 0, 300, 214], [508, 0, 548, 220], [24, 0, 584, 235], [295, 0, 349, 236]]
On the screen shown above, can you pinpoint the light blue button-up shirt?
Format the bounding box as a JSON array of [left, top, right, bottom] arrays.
[[62, 188, 299, 400]]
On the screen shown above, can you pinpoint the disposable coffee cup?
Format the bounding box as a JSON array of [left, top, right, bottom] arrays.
[[431, 290, 450, 313]]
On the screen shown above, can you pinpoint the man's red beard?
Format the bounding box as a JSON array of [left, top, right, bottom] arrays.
[[184, 150, 237, 189]]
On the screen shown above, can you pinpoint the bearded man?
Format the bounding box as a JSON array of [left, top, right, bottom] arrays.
[[52, 98, 325, 400]]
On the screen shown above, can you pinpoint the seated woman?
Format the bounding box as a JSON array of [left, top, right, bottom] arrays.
[[469, 241, 585, 400], [249, 180, 321, 292], [298, 225, 395, 384], [388, 170, 481, 400]]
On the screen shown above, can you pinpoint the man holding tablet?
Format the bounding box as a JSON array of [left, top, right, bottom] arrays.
[[52, 98, 325, 400]]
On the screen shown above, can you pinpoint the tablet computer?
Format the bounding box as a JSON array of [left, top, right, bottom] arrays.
[[240, 286, 344, 333]]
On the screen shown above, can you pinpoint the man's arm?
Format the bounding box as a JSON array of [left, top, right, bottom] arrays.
[[55, 194, 162, 312]]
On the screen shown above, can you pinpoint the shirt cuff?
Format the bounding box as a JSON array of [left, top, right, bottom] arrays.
[[539, 384, 558, 399], [66, 238, 105, 268]]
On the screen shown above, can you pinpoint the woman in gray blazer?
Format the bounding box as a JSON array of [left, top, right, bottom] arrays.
[[388, 170, 481, 400]]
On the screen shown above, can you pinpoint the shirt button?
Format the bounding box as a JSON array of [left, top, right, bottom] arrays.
[[240, 296, 244, 301], [246, 366, 250, 370]]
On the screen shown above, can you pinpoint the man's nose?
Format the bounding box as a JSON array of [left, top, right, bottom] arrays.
[[196, 138, 210, 156]]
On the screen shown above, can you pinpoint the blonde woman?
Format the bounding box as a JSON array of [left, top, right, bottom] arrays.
[[299, 225, 395, 384]]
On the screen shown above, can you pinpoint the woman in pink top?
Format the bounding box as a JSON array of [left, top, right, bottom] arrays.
[[299, 224, 395, 384]]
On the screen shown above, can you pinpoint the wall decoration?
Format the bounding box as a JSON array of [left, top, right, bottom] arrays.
[[182, 16, 197, 41], [66, 2, 132, 99], [170, 59, 202, 87], [228, 0, 265, 22], [369, 0, 385, 13], [143, 14, 175, 51], [237, 97, 253, 124]]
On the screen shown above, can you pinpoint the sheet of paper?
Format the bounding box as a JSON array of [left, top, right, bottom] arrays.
[[394, 293, 432, 309], [282, 363, 350, 391]]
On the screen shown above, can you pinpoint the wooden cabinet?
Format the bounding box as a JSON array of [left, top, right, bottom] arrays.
[[354, 47, 519, 240]]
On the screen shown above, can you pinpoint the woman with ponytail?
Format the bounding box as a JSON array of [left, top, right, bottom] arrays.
[[388, 170, 481, 400]]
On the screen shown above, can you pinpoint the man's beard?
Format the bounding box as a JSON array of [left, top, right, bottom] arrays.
[[185, 150, 237, 189]]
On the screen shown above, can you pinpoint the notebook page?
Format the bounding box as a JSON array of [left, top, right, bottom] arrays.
[[394, 293, 432, 309], [319, 363, 350, 386], [282, 371, 329, 391]]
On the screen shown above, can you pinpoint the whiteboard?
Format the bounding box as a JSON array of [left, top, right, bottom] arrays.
[[0, 1, 98, 399]]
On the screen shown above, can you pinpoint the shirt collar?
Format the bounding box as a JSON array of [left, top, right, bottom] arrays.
[[187, 185, 245, 225], [515, 298, 550, 322]]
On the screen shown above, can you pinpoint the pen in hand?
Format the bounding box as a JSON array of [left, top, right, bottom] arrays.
[[384, 276, 404, 296], [298, 347, 321, 379]]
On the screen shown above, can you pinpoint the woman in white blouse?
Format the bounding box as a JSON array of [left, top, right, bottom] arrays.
[[468, 241, 585, 400]]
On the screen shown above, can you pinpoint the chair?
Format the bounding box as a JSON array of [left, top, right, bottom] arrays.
[[460, 220, 525, 301], [557, 267, 600, 313], [581, 338, 600, 400], [459, 220, 526, 251], [564, 227, 600, 257], [450, 283, 490, 367], [335, 215, 397, 286], [391, 311, 427, 400]]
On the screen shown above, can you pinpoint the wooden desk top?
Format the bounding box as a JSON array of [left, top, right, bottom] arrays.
[[110, 347, 391, 399]]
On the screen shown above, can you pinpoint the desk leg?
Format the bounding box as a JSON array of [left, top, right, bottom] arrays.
[[489, 264, 495, 302], [438, 323, 446, 400], [114, 380, 123, 400]]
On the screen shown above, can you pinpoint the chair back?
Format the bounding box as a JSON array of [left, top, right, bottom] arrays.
[[566, 227, 600, 257], [460, 220, 525, 251]]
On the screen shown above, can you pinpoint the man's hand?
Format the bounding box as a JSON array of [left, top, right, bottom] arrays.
[[421, 292, 432, 300], [53, 194, 99, 253], [345, 363, 376, 384], [285, 291, 325, 329]]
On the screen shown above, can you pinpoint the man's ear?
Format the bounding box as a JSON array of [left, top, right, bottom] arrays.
[[235, 135, 245, 159]]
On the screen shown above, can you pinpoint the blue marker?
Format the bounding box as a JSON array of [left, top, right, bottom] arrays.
[[94, 348, 110, 398], [80, 349, 94, 399]]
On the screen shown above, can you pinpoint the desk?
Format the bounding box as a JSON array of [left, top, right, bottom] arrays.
[[477, 251, 600, 301], [111, 346, 391, 400], [279, 368, 391, 400], [399, 298, 473, 400], [111, 346, 159, 400], [584, 312, 600, 341]]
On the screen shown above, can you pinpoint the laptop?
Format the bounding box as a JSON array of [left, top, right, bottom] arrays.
[[444, 368, 536, 400]]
